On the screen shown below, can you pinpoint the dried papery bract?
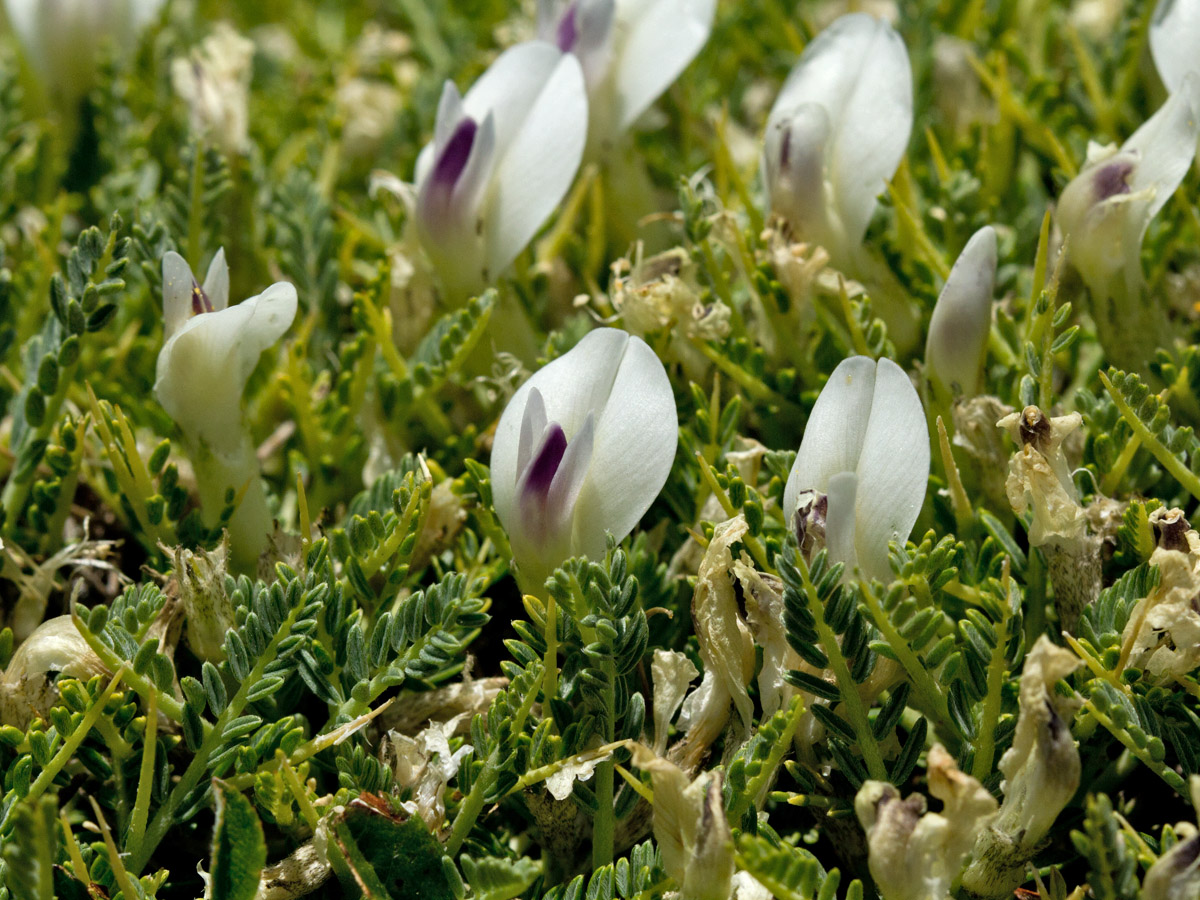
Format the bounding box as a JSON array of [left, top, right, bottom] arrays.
[[855, 744, 997, 900], [1121, 508, 1200, 681], [762, 13, 912, 271], [925, 225, 997, 401], [3, 0, 165, 110], [490, 328, 677, 593], [1056, 75, 1200, 372], [962, 636, 1083, 898], [631, 744, 735, 900], [783, 356, 930, 583], [998, 406, 1098, 631], [171, 23, 255, 158], [413, 41, 588, 303], [537, 0, 716, 153], [1142, 777, 1200, 900], [154, 250, 298, 569], [0, 615, 108, 728]]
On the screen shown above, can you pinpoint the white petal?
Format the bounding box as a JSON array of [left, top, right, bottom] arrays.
[[1123, 73, 1200, 221], [925, 225, 997, 396], [784, 355, 877, 523], [570, 334, 677, 559], [155, 282, 297, 452], [492, 328, 632, 537], [517, 387, 549, 480], [203, 248, 230, 312], [763, 103, 831, 242], [434, 80, 465, 150], [1151, 0, 1200, 93], [478, 45, 588, 280], [767, 13, 913, 250], [609, 0, 716, 132], [852, 358, 929, 581], [548, 412, 596, 529], [825, 471, 860, 576], [162, 251, 196, 342]]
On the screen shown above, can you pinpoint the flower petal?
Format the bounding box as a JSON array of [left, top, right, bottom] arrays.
[[203, 247, 230, 312], [763, 102, 831, 241], [610, 0, 716, 132], [825, 471, 860, 576], [784, 355, 877, 523], [925, 225, 997, 396], [1123, 73, 1200, 222], [155, 282, 297, 452], [852, 357, 929, 581], [162, 251, 197, 342], [768, 13, 913, 251], [1151, 0, 1200, 93], [478, 45, 588, 280], [569, 334, 677, 559], [548, 411, 595, 531], [492, 328, 632, 537]]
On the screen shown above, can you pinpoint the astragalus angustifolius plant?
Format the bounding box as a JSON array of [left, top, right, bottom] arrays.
[[7, 0, 1200, 898]]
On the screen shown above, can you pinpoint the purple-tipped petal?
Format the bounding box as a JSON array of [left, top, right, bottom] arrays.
[[1093, 157, 1134, 201], [518, 387, 549, 478], [556, 3, 580, 51], [432, 117, 478, 191], [522, 423, 568, 500]]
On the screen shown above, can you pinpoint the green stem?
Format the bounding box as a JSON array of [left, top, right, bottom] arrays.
[[186, 141, 206, 267], [445, 748, 500, 856], [129, 592, 314, 873], [1101, 370, 1200, 503], [25, 668, 126, 805], [800, 569, 887, 781], [860, 585, 958, 752], [972, 586, 1013, 781], [591, 653, 617, 870]]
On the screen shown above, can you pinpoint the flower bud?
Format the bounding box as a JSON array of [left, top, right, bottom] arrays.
[[783, 356, 930, 582], [762, 13, 912, 267], [490, 328, 677, 592], [925, 225, 997, 399]]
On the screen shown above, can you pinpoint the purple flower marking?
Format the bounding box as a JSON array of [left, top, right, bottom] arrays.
[[523, 423, 568, 500], [1093, 158, 1134, 202], [556, 4, 580, 52], [432, 117, 479, 191], [191, 278, 214, 316]]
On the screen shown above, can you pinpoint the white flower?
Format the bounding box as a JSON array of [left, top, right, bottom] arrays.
[[490, 327, 677, 591], [762, 13, 913, 267], [171, 23, 255, 158], [413, 41, 588, 302], [997, 406, 1086, 548], [3, 0, 165, 106], [925, 225, 997, 399], [783, 356, 930, 582], [536, 0, 716, 150], [1057, 76, 1200, 305], [154, 250, 297, 566], [1151, 0, 1200, 94]]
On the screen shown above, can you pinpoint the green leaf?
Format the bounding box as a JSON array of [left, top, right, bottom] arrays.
[[210, 779, 267, 900], [459, 854, 540, 900], [333, 797, 457, 900]]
